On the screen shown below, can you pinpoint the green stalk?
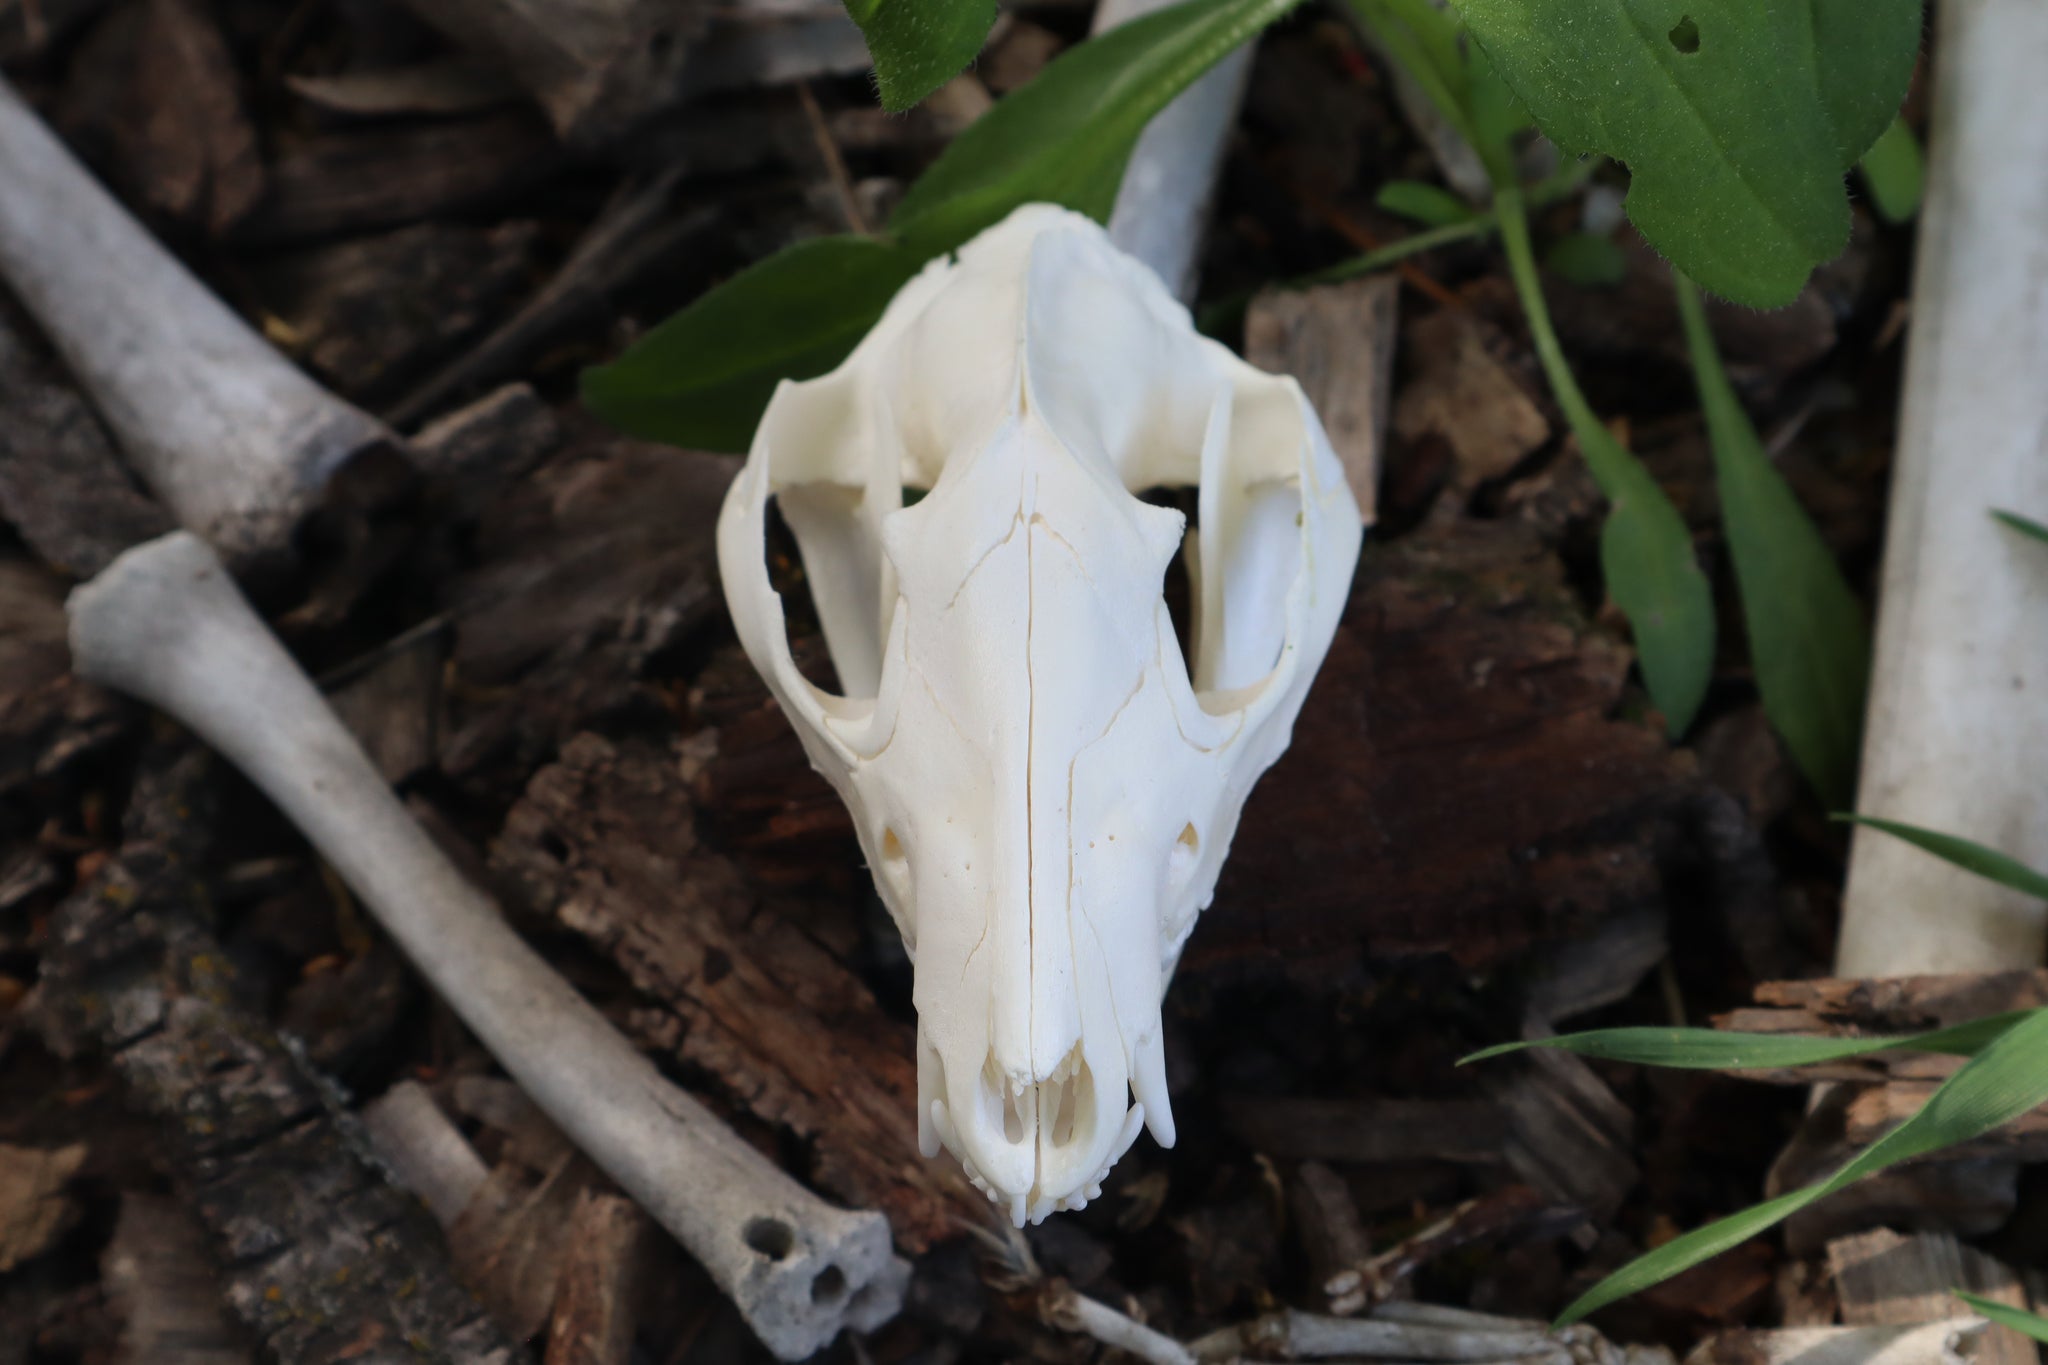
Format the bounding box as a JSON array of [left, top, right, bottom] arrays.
[[1493, 186, 1609, 464]]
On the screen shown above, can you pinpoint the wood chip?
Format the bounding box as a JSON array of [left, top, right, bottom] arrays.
[[1830, 1230, 2035, 1365], [0, 1141, 86, 1272], [545, 1191, 652, 1365], [101, 1194, 252, 1365], [1392, 309, 1550, 490], [1245, 275, 1398, 524]]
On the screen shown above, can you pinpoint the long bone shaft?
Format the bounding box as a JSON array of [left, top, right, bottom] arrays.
[[68, 531, 909, 1361], [0, 76, 393, 563]]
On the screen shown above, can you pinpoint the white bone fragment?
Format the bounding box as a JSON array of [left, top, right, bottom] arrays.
[[718, 204, 1363, 1225], [0, 75, 393, 564], [1094, 0, 1256, 304], [362, 1080, 490, 1230], [67, 532, 908, 1361], [1837, 0, 2048, 977]]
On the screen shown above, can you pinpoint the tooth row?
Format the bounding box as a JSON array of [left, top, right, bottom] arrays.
[[936, 1099, 1149, 1227]]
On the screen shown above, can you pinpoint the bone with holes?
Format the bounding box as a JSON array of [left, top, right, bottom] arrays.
[[0, 74, 393, 564], [718, 204, 1364, 1226], [67, 532, 909, 1360]]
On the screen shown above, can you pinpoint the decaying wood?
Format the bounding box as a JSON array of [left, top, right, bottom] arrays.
[[0, 1141, 85, 1273], [1486, 1046, 1639, 1223], [1288, 1162, 1372, 1312], [1245, 275, 1399, 523], [30, 748, 527, 1364], [1829, 1230, 2034, 1365], [323, 619, 449, 785], [100, 1194, 253, 1365], [1392, 309, 1551, 493], [0, 312, 172, 577], [544, 1191, 653, 1365], [1222, 1095, 1506, 1167], [0, 558, 124, 793], [238, 111, 561, 245], [492, 731, 988, 1251], [391, 0, 711, 145], [441, 435, 734, 785]]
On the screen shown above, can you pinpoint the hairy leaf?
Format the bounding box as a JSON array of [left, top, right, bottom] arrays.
[[580, 237, 927, 453], [1676, 274, 1869, 804], [1450, 0, 1923, 306], [843, 0, 1000, 112], [891, 0, 1305, 251], [1556, 1007, 2048, 1323]]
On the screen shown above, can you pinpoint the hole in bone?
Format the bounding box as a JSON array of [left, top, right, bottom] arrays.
[[743, 1217, 797, 1260], [1050, 1070, 1079, 1147], [880, 826, 907, 866], [811, 1266, 848, 1303], [1177, 822, 1199, 852], [982, 1053, 1028, 1145], [1136, 486, 1198, 676], [761, 495, 847, 696]]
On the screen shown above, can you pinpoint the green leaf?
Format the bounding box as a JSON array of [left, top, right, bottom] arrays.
[[1955, 1293, 2048, 1344], [1448, 0, 1923, 307], [1462, 1012, 2033, 1070], [1544, 232, 1628, 287], [891, 0, 1306, 252], [1859, 116, 1924, 224], [843, 0, 1000, 112], [1594, 449, 1717, 733], [579, 236, 927, 453], [1556, 1006, 2048, 1323], [1675, 273, 1869, 805], [1843, 817, 2048, 901], [1995, 510, 2048, 546], [1495, 187, 1713, 734], [1376, 179, 1478, 227]]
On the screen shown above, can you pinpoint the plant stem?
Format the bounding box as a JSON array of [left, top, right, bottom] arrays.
[[1491, 184, 1611, 469]]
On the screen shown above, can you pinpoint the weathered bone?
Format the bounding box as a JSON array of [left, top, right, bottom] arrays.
[[68, 532, 908, 1360], [718, 205, 1363, 1225], [0, 75, 393, 563]]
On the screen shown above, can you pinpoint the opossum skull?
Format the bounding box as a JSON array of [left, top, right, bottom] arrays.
[[717, 205, 1362, 1226]]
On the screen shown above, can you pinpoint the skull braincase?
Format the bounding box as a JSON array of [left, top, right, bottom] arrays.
[[717, 205, 1363, 1226]]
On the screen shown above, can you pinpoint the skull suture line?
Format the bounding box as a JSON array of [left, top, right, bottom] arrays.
[[717, 205, 1363, 1227]]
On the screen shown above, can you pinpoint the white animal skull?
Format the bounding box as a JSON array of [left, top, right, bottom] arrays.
[[716, 204, 1362, 1226]]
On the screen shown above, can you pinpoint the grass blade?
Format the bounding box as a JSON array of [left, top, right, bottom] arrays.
[[1675, 271, 1870, 805], [1954, 1293, 2048, 1343], [1461, 1012, 2033, 1070], [1843, 816, 2048, 901], [1557, 1007, 2048, 1323], [1994, 510, 2048, 546]]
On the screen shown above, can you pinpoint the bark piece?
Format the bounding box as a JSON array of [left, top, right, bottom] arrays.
[[0, 1142, 85, 1272], [1289, 1162, 1371, 1311], [1222, 1096, 1506, 1166], [1683, 1321, 1991, 1365], [324, 621, 449, 785], [0, 558, 125, 793], [492, 731, 987, 1250], [441, 436, 733, 784], [0, 312, 172, 577], [1830, 1230, 2034, 1365], [1486, 1047, 1638, 1222], [238, 111, 561, 245], [101, 1194, 253, 1365], [1392, 309, 1551, 493], [450, 1157, 588, 1341], [59, 0, 263, 234], [254, 221, 541, 407], [1245, 275, 1398, 524], [545, 1191, 652, 1365], [30, 748, 528, 1365]]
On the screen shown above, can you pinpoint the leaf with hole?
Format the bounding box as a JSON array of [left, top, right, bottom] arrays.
[[579, 236, 927, 453], [1676, 274, 1869, 805], [891, 0, 1307, 252], [1554, 1006, 2048, 1323], [1448, 0, 1923, 306], [842, 0, 1001, 112]]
